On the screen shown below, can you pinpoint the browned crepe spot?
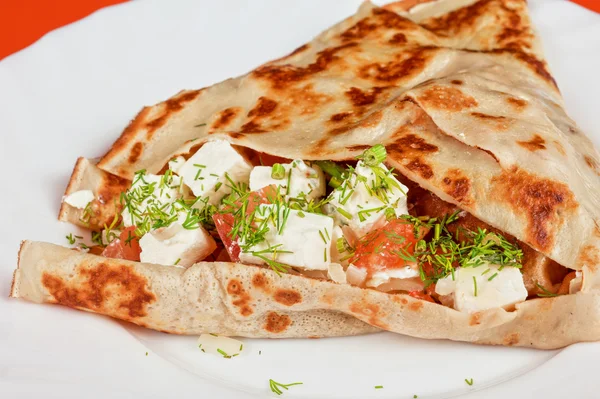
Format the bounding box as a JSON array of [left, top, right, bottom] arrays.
[[345, 87, 386, 107], [350, 301, 388, 329], [253, 43, 357, 90], [553, 141, 566, 156], [579, 245, 600, 272], [388, 133, 439, 156], [421, 0, 493, 34], [273, 289, 302, 306], [264, 312, 291, 333], [418, 86, 477, 111], [503, 332, 520, 346], [389, 33, 407, 44], [506, 97, 528, 109], [41, 263, 155, 319], [409, 301, 423, 311], [252, 273, 269, 292], [511, 50, 557, 89], [227, 279, 253, 316], [517, 134, 546, 151], [128, 142, 143, 163], [346, 144, 372, 152], [239, 121, 266, 134], [248, 97, 278, 118], [441, 169, 472, 204], [212, 107, 241, 130], [491, 167, 577, 251], [470, 112, 511, 130], [584, 155, 599, 173], [406, 158, 434, 179], [145, 90, 201, 137], [469, 313, 482, 326], [97, 173, 129, 206], [329, 112, 352, 122], [358, 47, 436, 84], [450, 79, 463, 85], [291, 84, 334, 116], [340, 7, 416, 42]]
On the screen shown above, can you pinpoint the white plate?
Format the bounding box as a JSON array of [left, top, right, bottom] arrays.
[[1, 0, 599, 398]]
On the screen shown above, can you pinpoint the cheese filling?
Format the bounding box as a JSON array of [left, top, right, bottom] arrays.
[[435, 264, 527, 312]]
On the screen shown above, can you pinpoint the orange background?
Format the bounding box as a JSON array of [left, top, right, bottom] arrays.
[[0, 0, 598, 61]]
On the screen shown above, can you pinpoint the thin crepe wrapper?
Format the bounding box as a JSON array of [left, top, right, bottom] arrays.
[[12, 241, 600, 349]]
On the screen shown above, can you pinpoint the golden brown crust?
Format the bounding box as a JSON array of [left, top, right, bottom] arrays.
[[490, 167, 578, 252]]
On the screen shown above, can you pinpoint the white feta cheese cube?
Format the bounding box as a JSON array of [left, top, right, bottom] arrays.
[[249, 160, 325, 200], [239, 204, 334, 270], [346, 263, 368, 286], [326, 161, 408, 238], [366, 266, 420, 288], [197, 334, 244, 358], [435, 264, 527, 313], [168, 155, 186, 175], [121, 172, 183, 228], [328, 263, 347, 284], [178, 140, 252, 206], [139, 221, 216, 267], [63, 190, 94, 209]]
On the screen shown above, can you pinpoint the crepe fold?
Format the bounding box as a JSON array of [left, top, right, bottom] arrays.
[[13, 0, 600, 347], [94, 0, 600, 274], [12, 241, 600, 349]]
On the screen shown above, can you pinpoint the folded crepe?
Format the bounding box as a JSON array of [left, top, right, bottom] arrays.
[[11, 0, 600, 349]]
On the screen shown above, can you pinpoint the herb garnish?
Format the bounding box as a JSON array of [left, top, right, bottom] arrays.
[[536, 282, 562, 297], [399, 212, 523, 286], [465, 378, 474, 386], [269, 379, 303, 396]]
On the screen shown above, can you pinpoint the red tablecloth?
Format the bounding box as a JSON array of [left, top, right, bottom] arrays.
[[0, 0, 128, 60], [0, 0, 598, 60]]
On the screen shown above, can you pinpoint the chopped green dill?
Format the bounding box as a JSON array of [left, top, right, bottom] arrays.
[[536, 282, 562, 297], [217, 348, 231, 358], [319, 229, 327, 244], [465, 378, 474, 386], [194, 123, 207, 127], [488, 272, 499, 281], [374, 385, 383, 389], [337, 207, 352, 220], [397, 211, 522, 286], [269, 379, 303, 396], [66, 233, 77, 245], [473, 276, 478, 297], [79, 202, 93, 226], [174, 258, 181, 265]]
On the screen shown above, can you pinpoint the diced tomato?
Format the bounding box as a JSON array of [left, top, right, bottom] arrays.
[[408, 290, 435, 303], [101, 226, 142, 262], [213, 185, 278, 262], [350, 219, 429, 275], [213, 213, 240, 262]]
